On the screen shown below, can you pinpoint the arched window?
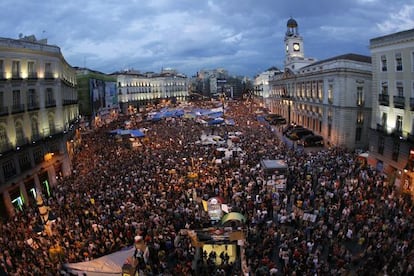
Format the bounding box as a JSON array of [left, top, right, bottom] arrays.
[[0, 125, 9, 151], [31, 117, 39, 140], [15, 120, 25, 145], [48, 113, 55, 135]]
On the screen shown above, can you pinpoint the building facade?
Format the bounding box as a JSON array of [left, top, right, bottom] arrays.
[[190, 68, 246, 100], [115, 68, 189, 114], [284, 18, 316, 73], [268, 18, 372, 150], [369, 29, 414, 195], [270, 54, 372, 149], [253, 67, 283, 98], [0, 35, 78, 218], [76, 68, 118, 128], [253, 67, 283, 107]]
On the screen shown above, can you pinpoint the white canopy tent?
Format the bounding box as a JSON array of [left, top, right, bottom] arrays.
[[63, 247, 134, 276]]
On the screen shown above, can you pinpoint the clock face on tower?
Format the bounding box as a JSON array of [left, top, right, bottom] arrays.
[[293, 43, 300, 51]]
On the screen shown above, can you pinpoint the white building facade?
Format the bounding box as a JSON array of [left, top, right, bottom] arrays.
[[369, 29, 414, 195], [0, 35, 78, 218], [268, 18, 372, 150], [270, 54, 372, 149], [253, 68, 283, 99], [115, 69, 189, 113]]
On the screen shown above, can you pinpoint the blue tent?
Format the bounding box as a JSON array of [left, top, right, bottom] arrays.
[[130, 129, 145, 137], [207, 111, 224, 119], [108, 129, 127, 135], [109, 129, 145, 137], [208, 118, 225, 125]]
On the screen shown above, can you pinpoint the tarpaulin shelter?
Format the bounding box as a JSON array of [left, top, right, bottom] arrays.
[[261, 159, 288, 177], [150, 108, 185, 121], [129, 129, 145, 137], [208, 118, 225, 125], [109, 129, 145, 137], [63, 246, 135, 276]]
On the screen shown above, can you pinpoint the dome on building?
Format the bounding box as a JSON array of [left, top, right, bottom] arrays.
[[287, 17, 298, 28]]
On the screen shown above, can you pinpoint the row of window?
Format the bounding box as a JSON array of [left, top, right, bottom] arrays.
[[380, 81, 414, 97], [0, 114, 57, 151], [119, 93, 188, 102], [0, 59, 54, 79], [0, 88, 55, 108], [274, 81, 365, 106], [380, 52, 411, 72], [122, 88, 188, 94], [377, 135, 401, 162], [119, 81, 187, 87]]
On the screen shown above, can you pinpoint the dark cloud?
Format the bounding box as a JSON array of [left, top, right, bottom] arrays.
[[0, 0, 413, 77]]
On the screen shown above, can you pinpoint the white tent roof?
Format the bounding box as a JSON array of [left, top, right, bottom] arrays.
[[63, 246, 134, 275], [261, 159, 287, 170]]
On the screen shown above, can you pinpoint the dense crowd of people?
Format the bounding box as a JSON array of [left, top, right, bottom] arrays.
[[0, 99, 413, 275]]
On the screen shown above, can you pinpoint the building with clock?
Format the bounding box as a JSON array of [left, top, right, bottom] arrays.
[[284, 17, 316, 72], [268, 18, 372, 150]]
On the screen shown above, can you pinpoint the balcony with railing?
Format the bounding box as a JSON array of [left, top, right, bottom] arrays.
[[4, 167, 17, 180], [27, 101, 40, 111], [27, 72, 38, 80], [44, 72, 55, 80], [410, 98, 414, 111], [378, 94, 389, 106], [31, 133, 43, 143], [356, 99, 365, 107], [11, 103, 25, 114], [12, 71, 23, 80], [0, 141, 13, 153], [393, 96, 405, 109], [19, 159, 33, 172], [45, 99, 56, 108], [16, 136, 29, 147], [63, 99, 78, 106], [0, 106, 8, 116]]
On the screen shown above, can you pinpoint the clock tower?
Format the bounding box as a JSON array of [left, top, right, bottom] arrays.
[[284, 17, 315, 72]]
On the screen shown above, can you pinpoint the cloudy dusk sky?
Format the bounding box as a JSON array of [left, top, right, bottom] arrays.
[[1, 0, 413, 77]]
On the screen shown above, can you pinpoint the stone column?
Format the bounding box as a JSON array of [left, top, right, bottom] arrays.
[[2, 190, 15, 217]]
